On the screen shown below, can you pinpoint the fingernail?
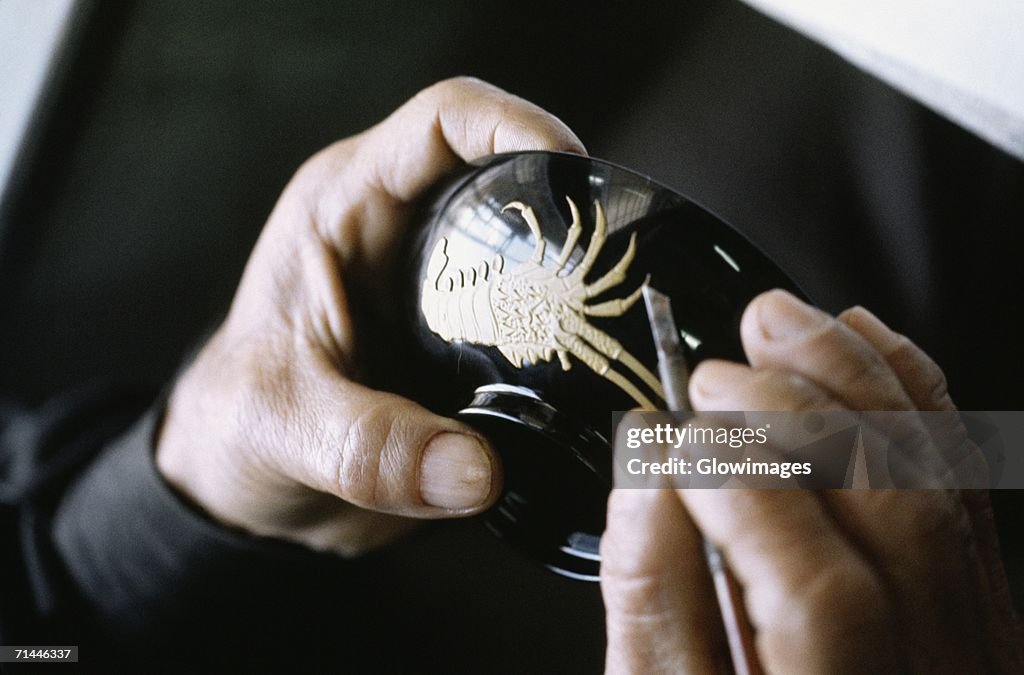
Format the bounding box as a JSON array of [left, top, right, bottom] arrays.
[[758, 289, 828, 340], [420, 433, 492, 509], [843, 306, 903, 353]]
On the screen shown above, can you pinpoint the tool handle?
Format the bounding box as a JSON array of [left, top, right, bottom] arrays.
[[706, 542, 764, 675]]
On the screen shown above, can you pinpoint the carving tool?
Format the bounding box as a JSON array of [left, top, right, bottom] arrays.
[[642, 285, 764, 675]]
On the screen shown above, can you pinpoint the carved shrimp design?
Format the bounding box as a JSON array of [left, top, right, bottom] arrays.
[[420, 196, 665, 408]]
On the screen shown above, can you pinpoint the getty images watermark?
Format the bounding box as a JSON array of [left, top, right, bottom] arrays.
[[611, 411, 1023, 489]]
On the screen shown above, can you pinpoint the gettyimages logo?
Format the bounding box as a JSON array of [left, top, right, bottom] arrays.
[[611, 410, 1013, 489]]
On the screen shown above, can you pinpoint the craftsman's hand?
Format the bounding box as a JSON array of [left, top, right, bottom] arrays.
[[602, 290, 1024, 673], [155, 78, 584, 556]]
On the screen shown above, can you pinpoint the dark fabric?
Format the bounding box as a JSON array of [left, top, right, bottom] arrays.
[[0, 1, 1021, 673], [0, 392, 605, 673], [0, 392, 373, 673], [51, 409, 366, 668], [0, 386, 150, 651]]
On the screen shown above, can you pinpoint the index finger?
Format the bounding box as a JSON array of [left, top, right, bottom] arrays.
[[676, 486, 900, 674], [302, 77, 585, 259], [362, 76, 586, 201]]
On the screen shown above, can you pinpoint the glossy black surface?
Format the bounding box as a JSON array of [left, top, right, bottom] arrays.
[[407, 151, 804, 578]]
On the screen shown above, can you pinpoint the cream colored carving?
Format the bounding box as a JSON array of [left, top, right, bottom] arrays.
[[421, 196, 665, 409]]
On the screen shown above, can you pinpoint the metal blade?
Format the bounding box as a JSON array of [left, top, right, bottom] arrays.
[[641, 285, 691, 411]]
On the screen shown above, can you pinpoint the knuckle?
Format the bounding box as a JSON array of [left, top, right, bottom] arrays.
[[892, 490, 964, 550], [414, 76, 485, 104], [599, 535, 679, 619], [291, 145, 331, 186], [335, 398, 426, 510], [794, 561, 888, 637], [889, 337, 952, 408], [927, 367, 951, 407], [336, 404, 388, 506], [812, 322, 902, 400], [292, 138, 354, 189], [600, 567, 667, 619], [881, 331, 915, 360], [441, 74, 485, 90], [410, 80, 443, 107], [754, 369, 836, 412], [283, 140, 362, 234], [809, 316, 854, 350]]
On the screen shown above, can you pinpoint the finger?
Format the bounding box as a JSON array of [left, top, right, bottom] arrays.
[[676, 486, 899, 674], [786, 307, 987, 668], [739, 290, 915, 412], [738, 291, 948, 487], [837, 306, 954, 413], [690, 359, 846, 413], [958, 490, 1024, 672], [304, 76, 585, 259], [257, 364, 501, 518], [818, 488, 986, 672], [838, 306, 986, 484], [689, 363, 859, 488], [362, 76, 586, 201], [712, 299, 980, 669], [601, 489, 726, 674], [839, 308, 1015, 669]]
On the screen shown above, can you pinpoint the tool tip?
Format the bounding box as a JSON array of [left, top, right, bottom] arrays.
[[642, 285, 680, 355]]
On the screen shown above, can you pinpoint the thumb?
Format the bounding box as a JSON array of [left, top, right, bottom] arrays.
[[601, 489, 726, 674], [290, 376, 501, 517]]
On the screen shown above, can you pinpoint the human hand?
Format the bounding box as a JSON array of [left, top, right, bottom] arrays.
[[601, 289, 1023, 673], [155, 78, 585, 556]]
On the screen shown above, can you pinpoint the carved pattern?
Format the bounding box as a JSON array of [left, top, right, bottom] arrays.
[[420, 196, 665, 408]]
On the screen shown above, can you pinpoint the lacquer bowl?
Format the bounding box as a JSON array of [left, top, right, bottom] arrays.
[[405, 151, 804, 579]]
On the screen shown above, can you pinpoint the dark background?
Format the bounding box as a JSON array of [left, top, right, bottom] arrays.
[[1, 1, 1022, 669], [3, 1, 1022, 407]]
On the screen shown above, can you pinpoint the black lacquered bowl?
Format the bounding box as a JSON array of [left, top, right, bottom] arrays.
[[406, 151, 804, 579]]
